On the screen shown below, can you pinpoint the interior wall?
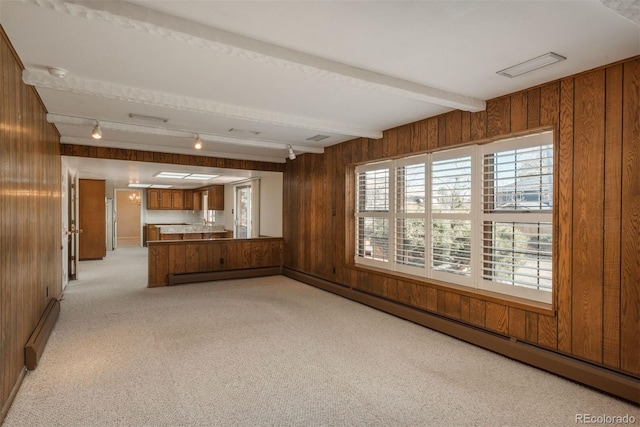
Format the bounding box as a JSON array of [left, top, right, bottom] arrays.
[[0, 26, 62, 419], [260, 174, 283, 237], [283, 57, 639, 381]]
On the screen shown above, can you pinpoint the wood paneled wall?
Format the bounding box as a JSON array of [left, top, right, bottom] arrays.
[[283, 57, 639, 379], [0, 26, 62, 417], [148, 238, 283, 287]]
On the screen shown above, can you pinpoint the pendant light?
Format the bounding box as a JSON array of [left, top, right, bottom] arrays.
[[91, 121, 102, 139], [288, 145, 296, 160], [194, 134, 203, 150]]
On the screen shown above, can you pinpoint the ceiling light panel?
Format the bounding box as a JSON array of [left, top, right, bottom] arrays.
[[155, 172, 190, 179], [149, 184, 174, 188], [496, 52, 566, 78], [183, 174, 220, 180], [128, 183, 151, 188]]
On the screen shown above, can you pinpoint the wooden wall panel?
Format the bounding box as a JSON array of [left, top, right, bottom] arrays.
[[283, 56, 640, 380], [620, 59, 640, 374], [602, 64, 623, 369], [486, 96, 510, 137], [1, 27, 61, 418], [571, 69, 605, 363], [557, 77, 574, 354]]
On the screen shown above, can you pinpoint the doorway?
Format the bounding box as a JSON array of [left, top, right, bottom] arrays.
[[235, 185, 251, 238], [115, 189, 142, 247]]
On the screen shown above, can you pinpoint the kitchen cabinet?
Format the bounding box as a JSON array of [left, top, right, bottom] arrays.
[[147, 189, 160, 209], [147, 189, 187, 210], [184, 190, 193, 210], [79, 179, 106, 260], [208, 185, 224, 210], [146, 225, 159, 243], [193, 191, 202, 210], [171, 190, 183, 209], [160, 190, 172, 209]]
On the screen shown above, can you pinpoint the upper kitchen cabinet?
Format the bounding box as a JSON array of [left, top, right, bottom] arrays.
[[147, 189, 160, 210], [193, 191, 202, 211], [184, 190, 194, 210], [208, 186, 224, 211], [147, 189, 186, 210], [171, 190, 183, 210]]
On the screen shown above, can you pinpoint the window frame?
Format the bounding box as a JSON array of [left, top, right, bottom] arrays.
[[352, 130, 554, 305]]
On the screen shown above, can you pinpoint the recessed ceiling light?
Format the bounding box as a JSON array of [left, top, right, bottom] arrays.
[[128, 183, 151, 188], [184, 174, 220, 180], [149, 184, 174, 189], [497, 52, 566, 78], [155, 172, 190, 179]]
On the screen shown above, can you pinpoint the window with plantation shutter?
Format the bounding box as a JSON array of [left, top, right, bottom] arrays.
[[480, 134, 553, 302], [431, 148, 474, 285], [353, 130, 553, 304], [395, 157, 427, 273], [355, 162, 392, 267]]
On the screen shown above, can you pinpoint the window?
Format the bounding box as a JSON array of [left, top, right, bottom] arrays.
[[479, 134, 553, 301], [355, 162, 392, 267], [354, 131, 553, 304]]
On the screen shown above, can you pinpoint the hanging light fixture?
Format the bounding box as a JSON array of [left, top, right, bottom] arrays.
[[91, 121, 102, 139], [194, 133, 202, 150], [128, 192, 141, 206], [288, 145, 296, 160]]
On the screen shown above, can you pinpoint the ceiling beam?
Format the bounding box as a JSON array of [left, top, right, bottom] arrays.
[[27, 70, 379, 139], [59, 136, 289, 164], [26, 0, 486, 113], [47, 113, 325, 155]]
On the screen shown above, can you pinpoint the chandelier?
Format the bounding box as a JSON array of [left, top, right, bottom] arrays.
[[129, 192, 141, 206]]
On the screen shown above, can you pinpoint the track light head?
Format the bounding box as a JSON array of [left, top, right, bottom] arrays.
[[288, 145, 296, 160], [91, 122, 102, 139], [194, 134, 202, 150]]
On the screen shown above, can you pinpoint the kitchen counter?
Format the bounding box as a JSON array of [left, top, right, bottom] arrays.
[[158, 224, 233, 240]]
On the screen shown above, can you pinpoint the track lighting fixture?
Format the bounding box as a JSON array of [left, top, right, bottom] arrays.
[[194, 134, 203, 150], [91, 121, 102, 139], [288, 145, 296, 160]]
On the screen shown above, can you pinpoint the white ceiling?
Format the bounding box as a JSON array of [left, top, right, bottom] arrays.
[[1, 0, 638, 186]]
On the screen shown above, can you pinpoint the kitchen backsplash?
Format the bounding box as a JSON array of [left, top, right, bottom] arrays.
[[144, 210, 224, 225]]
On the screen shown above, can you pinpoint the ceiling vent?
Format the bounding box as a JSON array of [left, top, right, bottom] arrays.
[[228, 128, 261, 136], [306, 134, 330, 142], [129, 113, 168, 123]]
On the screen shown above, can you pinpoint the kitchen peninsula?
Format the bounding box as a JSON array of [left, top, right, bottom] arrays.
[[147, 237, 283, 287]]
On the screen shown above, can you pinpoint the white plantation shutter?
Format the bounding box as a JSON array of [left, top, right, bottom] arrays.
[[395, 157, 427, 272], [480, 133, 553, 303], [355, 162, 392, 267], [430, 148, 474, 285]]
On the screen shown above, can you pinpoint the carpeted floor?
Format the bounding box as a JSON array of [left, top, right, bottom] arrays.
[[3, 247, 638, 426]]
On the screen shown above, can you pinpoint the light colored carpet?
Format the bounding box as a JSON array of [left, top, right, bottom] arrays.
[[3, 247, 638, 426]]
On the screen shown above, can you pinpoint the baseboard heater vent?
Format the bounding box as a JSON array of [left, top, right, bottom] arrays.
[[25, 298, 60, 370], [168, 266, 282, 286]]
